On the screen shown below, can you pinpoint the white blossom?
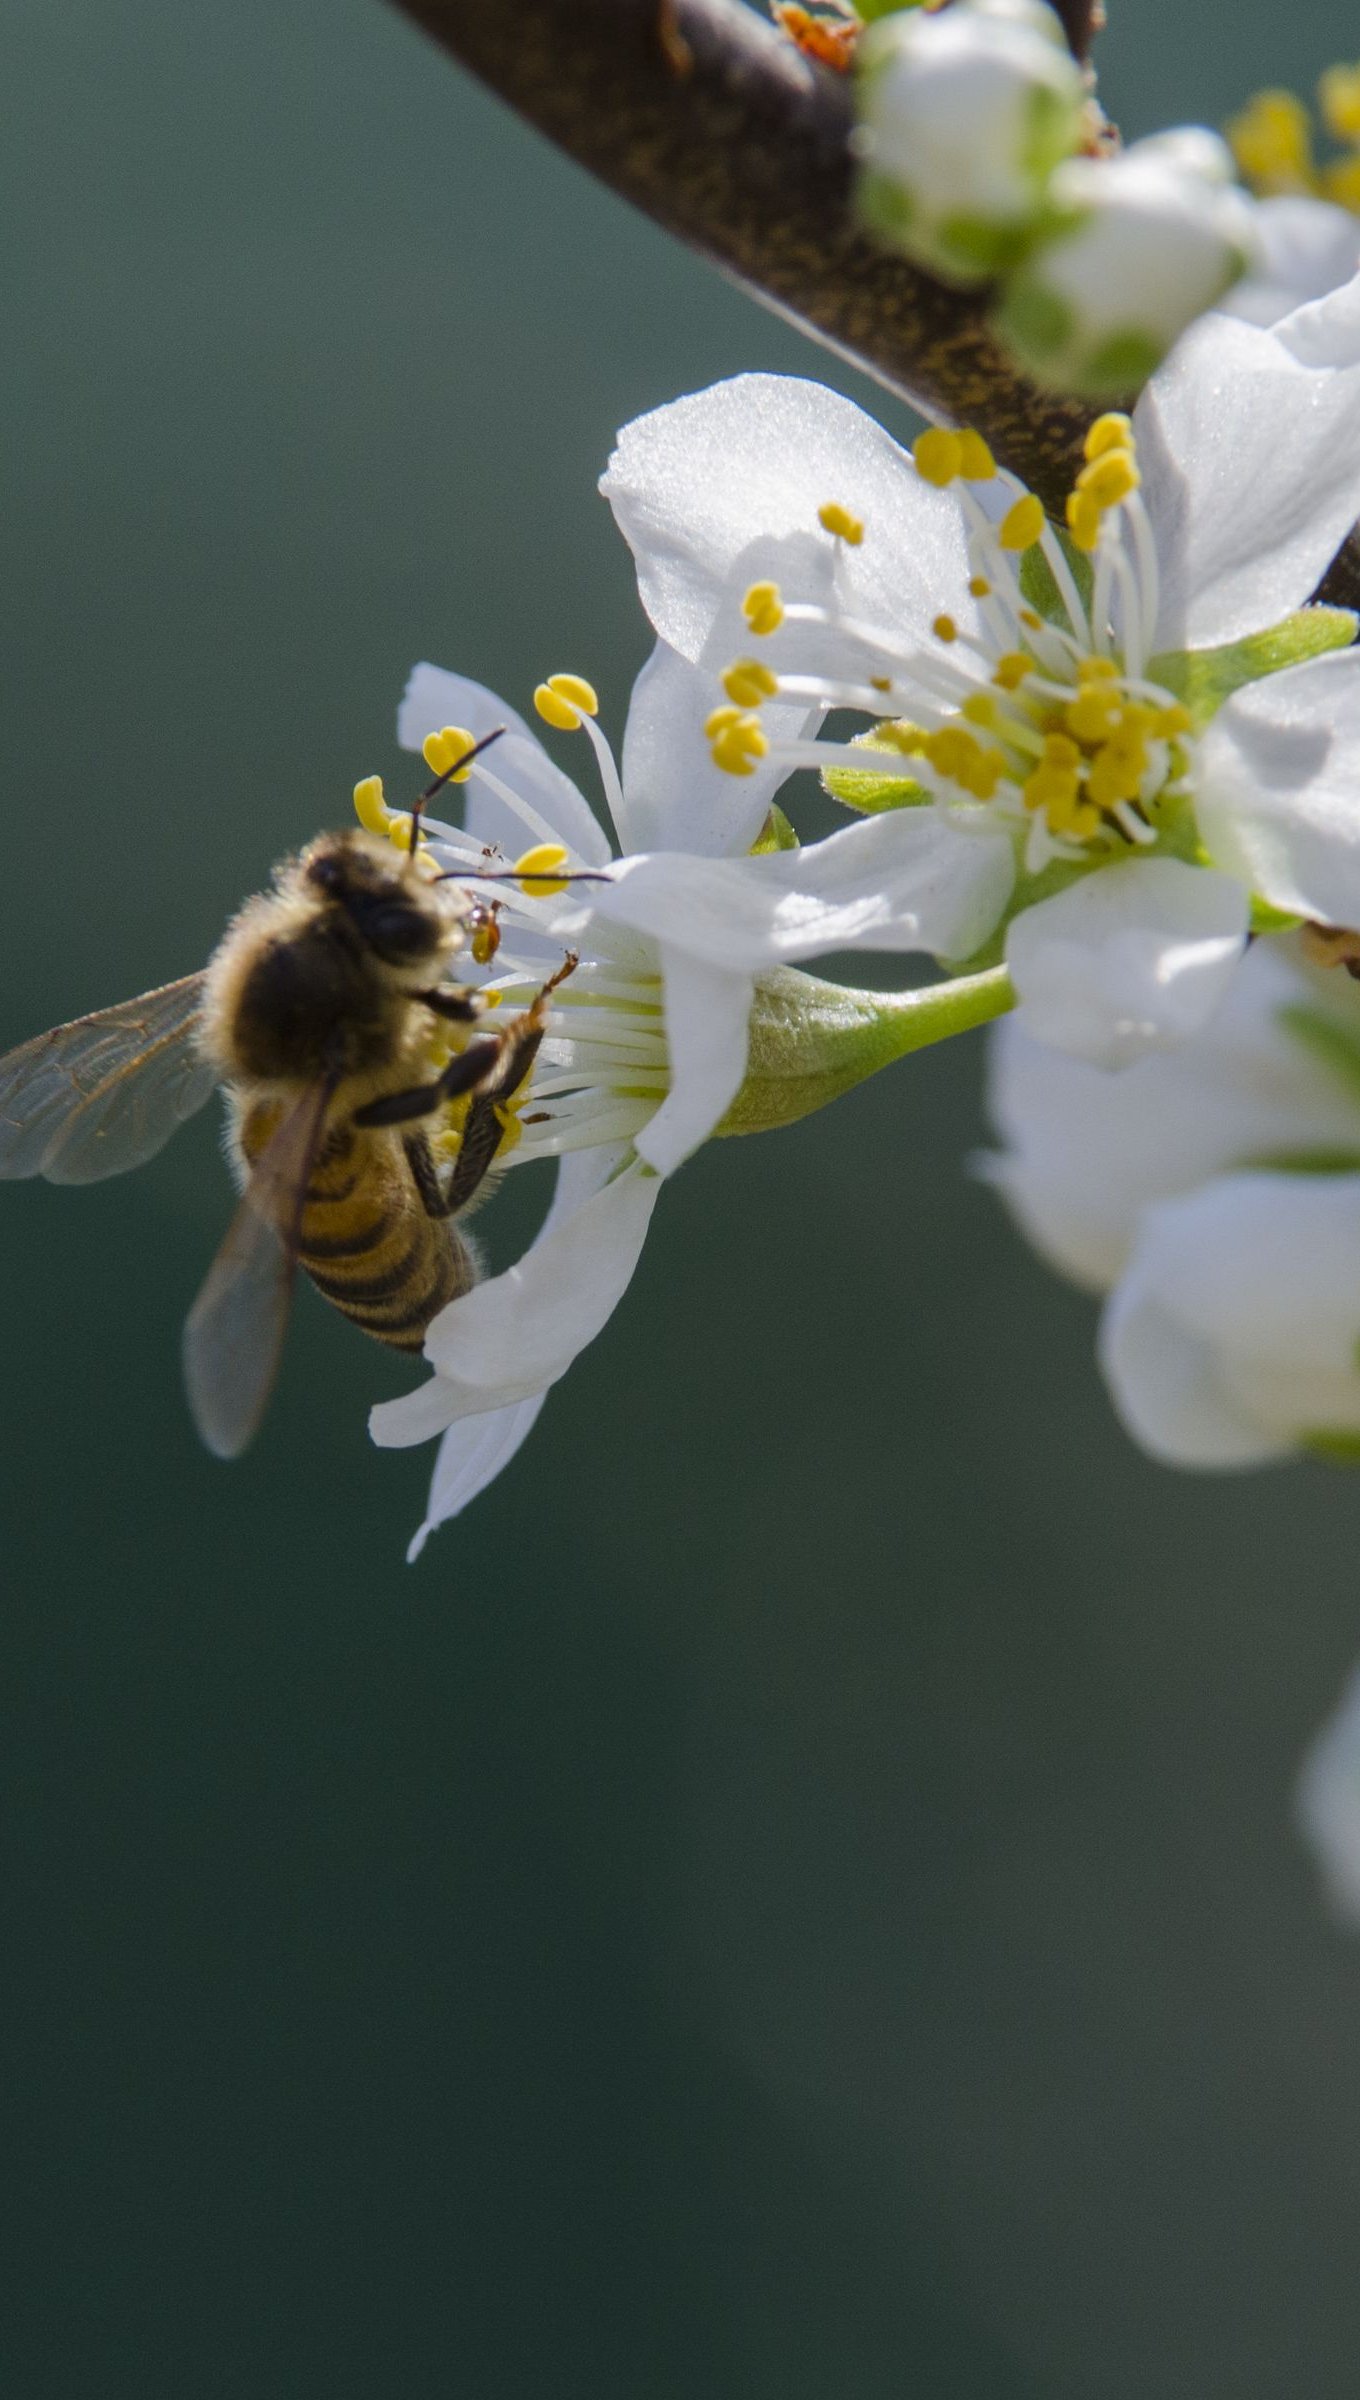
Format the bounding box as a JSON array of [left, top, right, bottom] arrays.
[[1223, 198, 1360, 325], [602, 295, 1360, 1072], [997, 132, 1262, 395], [987, 932, 1360, 1463], [854, 0, 1084, 285], [372, 650, 1019, 1552], [1298, 1666, 1360, 1927]]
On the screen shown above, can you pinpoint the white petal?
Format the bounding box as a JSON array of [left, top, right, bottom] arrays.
[[1297, 1666, 1360, 1928], [1135, 295, 1360, 648], [1098, 1241, 1283, 1466], [1196, 649, 1360, 923], [985, 931, 1360, 1289], [601, 374, 975, 667], [369, 1143, 631, 1453], [406, 1394, 549, 1562], [618, 640, 817, 860], [1221, 198, 1360, 328], [397, 662, 613, 867], [635, 946, 753, 1176], [423, 1164, 658, 1397], [1004, 859, 1248, 1067], [1099, 1171, 1360, 1464], [546, 808, 1015, 972]]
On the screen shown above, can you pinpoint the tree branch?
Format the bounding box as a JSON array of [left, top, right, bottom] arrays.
[[390, 0, 1093, 509]]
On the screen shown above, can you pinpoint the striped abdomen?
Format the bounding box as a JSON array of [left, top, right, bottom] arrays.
[[242, 1106, 474, 1352]]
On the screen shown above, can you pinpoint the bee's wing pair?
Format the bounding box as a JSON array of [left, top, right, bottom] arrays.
[[0, 975, 333, 1458]]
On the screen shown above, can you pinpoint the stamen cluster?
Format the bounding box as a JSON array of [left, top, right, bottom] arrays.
[[706, 408, 1194, 874]]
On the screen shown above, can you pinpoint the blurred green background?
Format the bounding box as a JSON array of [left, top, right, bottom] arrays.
[[6, 1, 1360, 2391]]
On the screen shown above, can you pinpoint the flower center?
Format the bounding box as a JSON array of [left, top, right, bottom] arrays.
[[707, 411, 1195, 875]]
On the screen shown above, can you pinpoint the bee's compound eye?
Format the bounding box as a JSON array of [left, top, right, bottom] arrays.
[[361, 902, 439, 963]]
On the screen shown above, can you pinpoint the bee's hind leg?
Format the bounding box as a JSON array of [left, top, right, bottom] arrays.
[[439, 953, 579, 1216]]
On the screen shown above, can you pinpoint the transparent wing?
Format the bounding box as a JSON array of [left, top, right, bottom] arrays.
[[181, 1079, 335, 1462], [0, 972, 214, 1184]]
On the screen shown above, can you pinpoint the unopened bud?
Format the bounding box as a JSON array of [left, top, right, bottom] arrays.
[[854, 0, 1084, 287], [994, 132, 1263, 397]]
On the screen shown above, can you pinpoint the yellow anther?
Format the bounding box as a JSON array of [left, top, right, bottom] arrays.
[[1023, 761, 1077, 817], [913, 428, 963, 486], [1076, 448, 1140, 508], [1153, 701, 1192, 738], [1323, 154, 1360, 209], [1077, 654, 1120, 681], [423, 723, 479, 779], [1065, 685, 1123, 744], [1087, 743, 1144, 810], [969, 575, 993, 599], [1019, 607, 1042, 630], [869, 674, 893, 693], [956, 430, 996, 481], [1084, 412, 1134, 462], [962, 691, 999, 729], [1065, 490, 1102, 552], [722, 657, 781, 708], [922, 725, 1004, 798], [992, 652, 1031, 691], [353, 775, 393, 837], [1226, 88, 1313, 193], [384, 812, 420, 852], [742, 580, 785, 636], [818, 500, 864, 544], [999, 494, 1045, 552], [711, 713, 770, 776], [1320, 62, 1360, 145], [877, 720, 925, 753], [932, 613, 959, 643], [513, 841, 572, 895], [1042, 731, 1081, 768], [534, 674, 599, 730]]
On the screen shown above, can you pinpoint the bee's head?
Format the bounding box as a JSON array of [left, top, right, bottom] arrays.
[[301, 832, 455, 971]]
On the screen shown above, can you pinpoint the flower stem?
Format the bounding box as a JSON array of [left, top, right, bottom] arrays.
[[718, 962, 1016, 1139]]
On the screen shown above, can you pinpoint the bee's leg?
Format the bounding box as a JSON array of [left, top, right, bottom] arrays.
[[440, 1092, 510, 1215], [351, 1037, 503, 1129], [403, 1130, 450, 1221], [417, 987, 484, 1023], [439, 954, 580, 1215]]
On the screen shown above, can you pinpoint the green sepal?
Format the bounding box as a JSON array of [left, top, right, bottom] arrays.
[[1150, 607, 1357, 731], [750, 803, 800, 854], [822, 727, 930, 815], [1019, 524, 1093, 623], [1301, 1429, 1360, 1466], [1242, 1148, 1360, 1176], [1249, 894, 1302, 934], [1278, 1002, 1360, 1104], [718, 962, 1014, 1138], [856, 0, 928, 20]]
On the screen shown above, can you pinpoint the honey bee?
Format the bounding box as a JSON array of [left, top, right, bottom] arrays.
[[0, 764, 574, 1459]]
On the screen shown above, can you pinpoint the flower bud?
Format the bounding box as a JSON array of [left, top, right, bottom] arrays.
[[855, 0, 1085, 287], [994, 132, 1263, 396]]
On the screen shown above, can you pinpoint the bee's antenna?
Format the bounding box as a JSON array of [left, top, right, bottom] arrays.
[[410, 725, 508, 857], [432, 866, 612, 888]]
